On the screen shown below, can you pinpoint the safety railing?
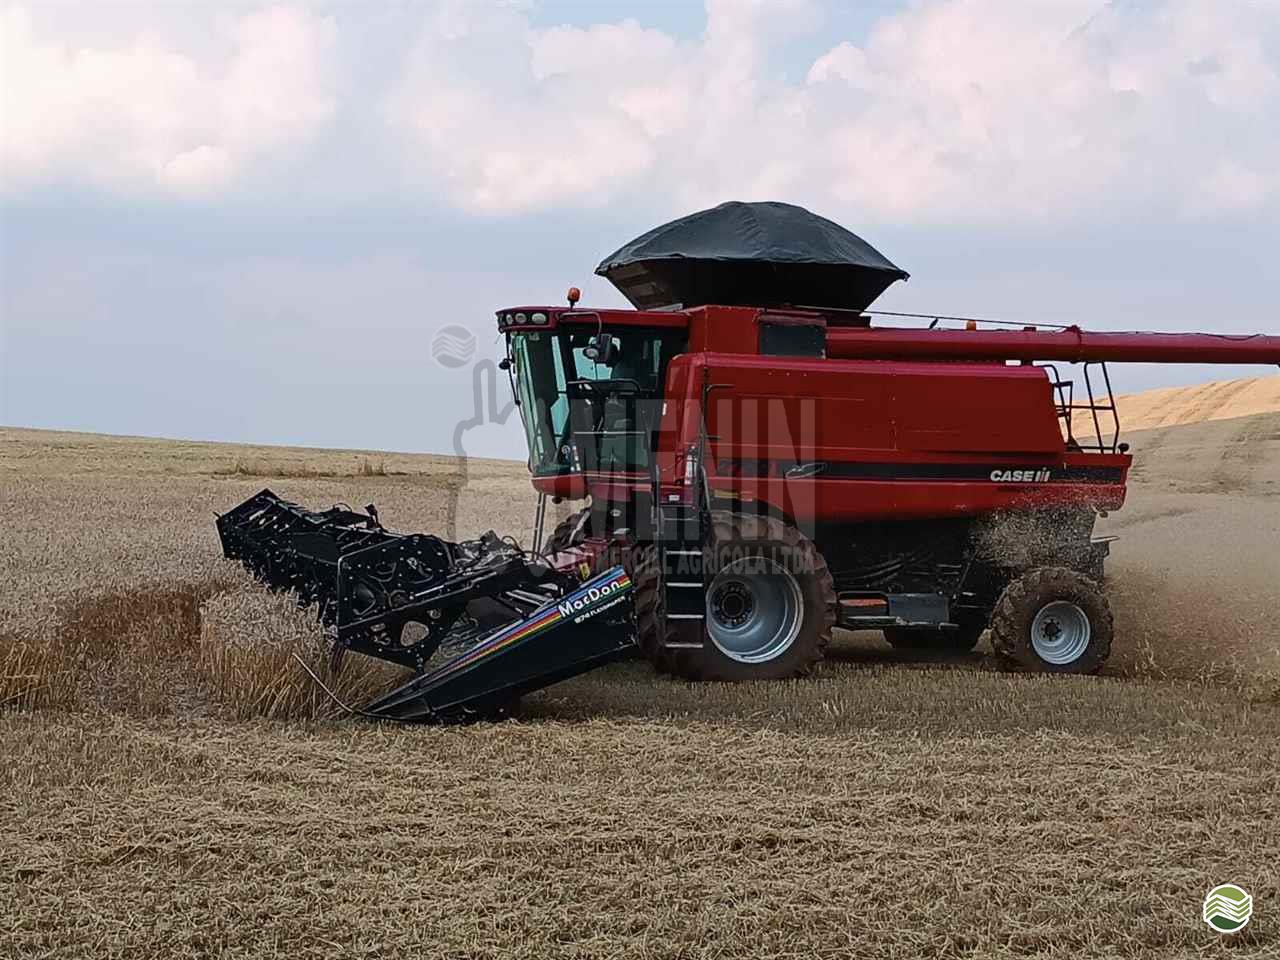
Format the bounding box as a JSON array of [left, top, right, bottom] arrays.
[[1039, 361, 1120, 453]]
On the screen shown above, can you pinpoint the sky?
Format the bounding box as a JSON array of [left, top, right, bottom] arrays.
[[2, 0, 1279, 459]]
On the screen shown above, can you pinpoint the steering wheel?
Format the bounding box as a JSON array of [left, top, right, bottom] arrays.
[[566, 378, 643, 397]]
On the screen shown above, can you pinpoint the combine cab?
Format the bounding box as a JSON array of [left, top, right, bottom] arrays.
[[217, 201, 1280, 721]]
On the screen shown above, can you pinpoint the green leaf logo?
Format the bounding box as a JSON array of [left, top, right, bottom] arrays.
[[1202, 884, 1253, 933]]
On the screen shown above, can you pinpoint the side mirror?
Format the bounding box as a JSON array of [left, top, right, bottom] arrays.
[[583, 332, 618, 366]]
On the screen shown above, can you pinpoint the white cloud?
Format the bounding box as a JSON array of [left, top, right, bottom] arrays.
[[386, 3, 678, 213], [158, 145, 235, 192], [387, 0, 1280, 222], [0, 4, 337, 194], [386, 0, 822, 214], [4, 0, 1277, 221], [800, 0, 1280, 221]]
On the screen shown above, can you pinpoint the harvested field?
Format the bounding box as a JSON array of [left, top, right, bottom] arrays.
[[2, 388, 1279, 958]]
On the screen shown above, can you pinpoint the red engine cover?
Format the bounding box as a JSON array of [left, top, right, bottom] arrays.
[[664, 352, 1129, 522]]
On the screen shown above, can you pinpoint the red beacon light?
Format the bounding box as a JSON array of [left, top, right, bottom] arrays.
[[567, 286, 581, 307]]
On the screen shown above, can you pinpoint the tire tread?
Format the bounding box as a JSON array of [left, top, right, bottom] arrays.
[[990, 566, 1113, 673]]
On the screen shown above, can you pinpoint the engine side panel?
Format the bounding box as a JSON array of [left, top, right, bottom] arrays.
[[685, 353, 1129, 523]]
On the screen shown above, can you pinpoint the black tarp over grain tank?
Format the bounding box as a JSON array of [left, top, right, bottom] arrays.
[[596, 201, 908, 312]]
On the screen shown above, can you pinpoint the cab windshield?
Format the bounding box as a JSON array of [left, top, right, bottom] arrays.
[[508, 327, 683, 477]]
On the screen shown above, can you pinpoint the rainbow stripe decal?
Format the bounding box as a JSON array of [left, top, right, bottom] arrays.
[[417, 566, 633, 683]]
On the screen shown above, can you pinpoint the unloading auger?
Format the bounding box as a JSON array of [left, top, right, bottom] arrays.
[[215, 489, 635, 722]]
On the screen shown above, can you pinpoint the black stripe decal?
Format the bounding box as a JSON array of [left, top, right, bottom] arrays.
[[721, 461, 1125, 484]]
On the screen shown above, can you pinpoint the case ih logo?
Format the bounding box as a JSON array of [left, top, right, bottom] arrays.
[[990, 468, 1053, 483]]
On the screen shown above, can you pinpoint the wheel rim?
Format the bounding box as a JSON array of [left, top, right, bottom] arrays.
[[705, 557, 803, 664], [1030, 600, 1092, 665]]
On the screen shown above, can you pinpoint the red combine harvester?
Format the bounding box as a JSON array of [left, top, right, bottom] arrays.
[[217, 202, 1280, 721]]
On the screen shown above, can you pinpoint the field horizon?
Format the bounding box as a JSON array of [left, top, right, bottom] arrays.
[[6, 372, 1278, 470]]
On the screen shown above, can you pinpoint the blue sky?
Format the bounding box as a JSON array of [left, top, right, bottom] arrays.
[[3, 0, 1279, 458]]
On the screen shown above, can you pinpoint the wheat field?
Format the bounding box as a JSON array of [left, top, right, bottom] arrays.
[[2, 416, 1278, 958]]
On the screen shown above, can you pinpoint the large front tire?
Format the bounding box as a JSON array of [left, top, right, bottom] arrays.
[[660, 513, 836, 682], [631, 545, 673, 674], [990, 567, 1113, 674]]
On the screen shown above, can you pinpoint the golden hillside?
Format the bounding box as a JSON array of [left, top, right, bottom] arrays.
[[1115, 375, 1280, 431]]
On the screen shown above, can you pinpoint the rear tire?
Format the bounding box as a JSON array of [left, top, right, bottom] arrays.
[[990, 567, 1113, 674], [660, 513, 836, 682]]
